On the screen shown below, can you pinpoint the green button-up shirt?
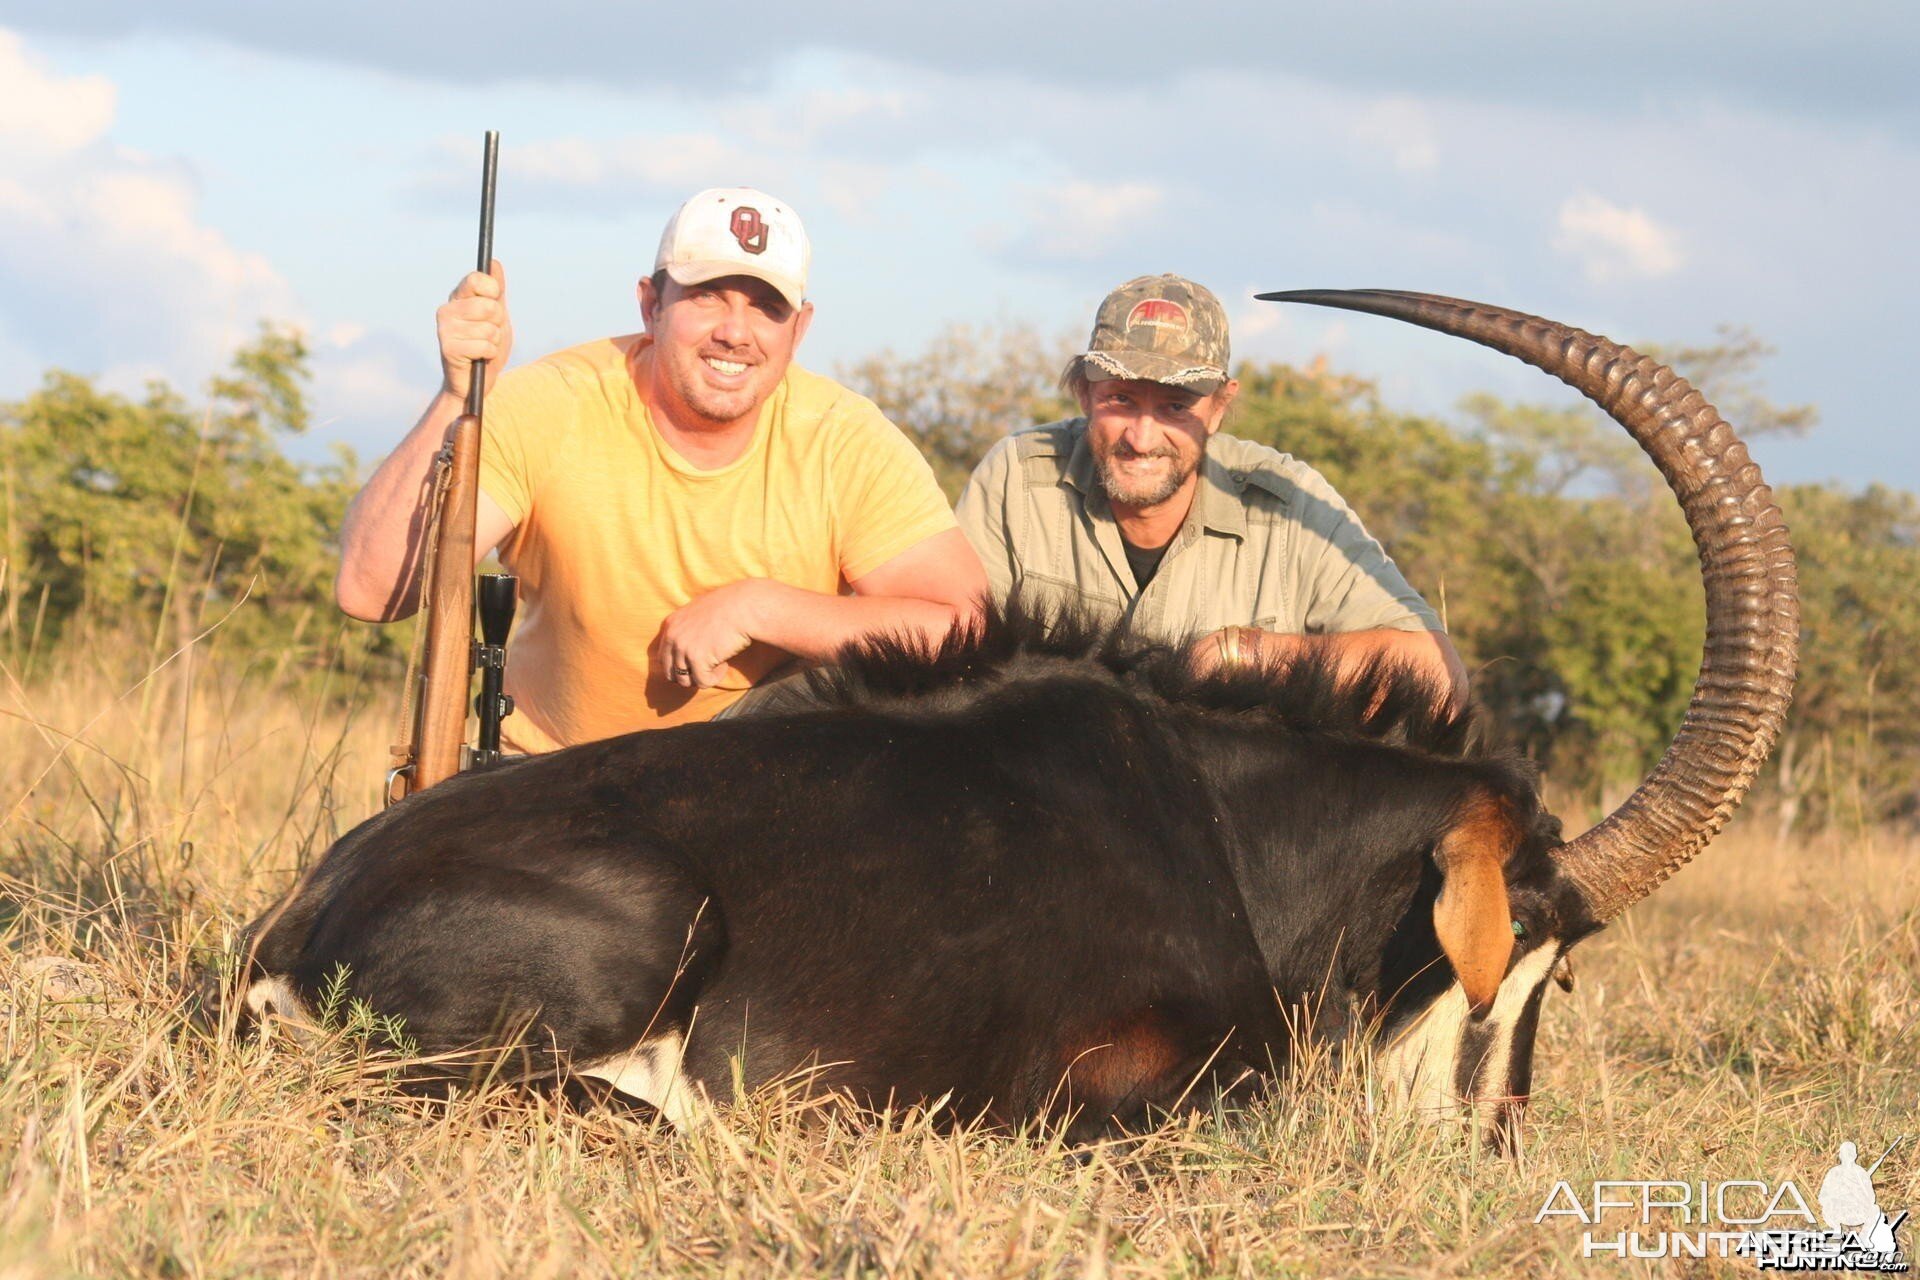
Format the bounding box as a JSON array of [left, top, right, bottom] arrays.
[[956, 419, 1441, 642]]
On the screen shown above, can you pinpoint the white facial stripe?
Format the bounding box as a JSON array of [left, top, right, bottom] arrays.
[[1464, 943, 1560, 1118], [242, 975, 316, 1045], [577, 1030, 710, 1131], [243, 975, 307, 1023], [1378, 941, 1561, 1122]]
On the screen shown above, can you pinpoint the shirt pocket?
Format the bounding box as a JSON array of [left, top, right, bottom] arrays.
[[1019, 571, 1120, 618]]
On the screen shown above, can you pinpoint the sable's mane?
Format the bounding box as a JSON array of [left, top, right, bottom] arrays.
[[809, 599, 1483, 760]]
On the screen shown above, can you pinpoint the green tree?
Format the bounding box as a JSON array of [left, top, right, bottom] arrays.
[[1768, 484, 1920, 833], [1642, 326, 1819, 440], [0, 325, 395, 678], [840, 324, 1077, 499], [1454, 393, 1700, 802]]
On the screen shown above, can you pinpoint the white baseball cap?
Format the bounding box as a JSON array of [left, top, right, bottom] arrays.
[[653, 187, 810, 308]]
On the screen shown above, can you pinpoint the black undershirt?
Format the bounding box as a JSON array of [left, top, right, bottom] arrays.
[[1121, 535, 1172, 589]]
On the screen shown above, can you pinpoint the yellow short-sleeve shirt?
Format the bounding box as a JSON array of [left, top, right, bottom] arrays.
[[477, 334, 955, 752]]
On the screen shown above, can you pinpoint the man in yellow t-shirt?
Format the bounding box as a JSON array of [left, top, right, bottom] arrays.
[[335, 187, 985, 752]]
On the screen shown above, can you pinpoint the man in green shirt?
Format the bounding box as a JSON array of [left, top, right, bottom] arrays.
[[956, 274, 1464, 696]]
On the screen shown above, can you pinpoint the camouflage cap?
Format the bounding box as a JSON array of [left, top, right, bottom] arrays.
[[1069, 274, 1230, 394]]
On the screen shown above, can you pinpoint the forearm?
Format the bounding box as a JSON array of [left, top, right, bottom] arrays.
[[1236, 627, 1467, 704], [746, 581, 977, 660], [335, 389, 466, 622]]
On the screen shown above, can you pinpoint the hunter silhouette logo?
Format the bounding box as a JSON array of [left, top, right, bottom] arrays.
[[1807, 1141, 1906, 1265], [729, 206, 768, 255]]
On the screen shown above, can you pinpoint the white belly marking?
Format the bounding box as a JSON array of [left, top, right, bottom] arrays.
[[577, 1030, 710, 1130]]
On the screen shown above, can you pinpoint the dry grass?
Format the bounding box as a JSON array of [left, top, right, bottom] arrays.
[[1, 636, 1915, 1279]]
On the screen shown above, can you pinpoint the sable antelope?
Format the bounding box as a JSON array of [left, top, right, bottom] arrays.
[[243, 292, 1797, 1147]]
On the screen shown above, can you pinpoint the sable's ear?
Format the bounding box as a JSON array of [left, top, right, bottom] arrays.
[[1433, 791, 1519, 1015]]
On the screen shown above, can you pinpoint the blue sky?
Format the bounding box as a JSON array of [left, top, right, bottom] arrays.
[[0, 3, 1913, 489]]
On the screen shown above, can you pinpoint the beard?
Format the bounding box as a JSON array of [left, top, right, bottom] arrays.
[[1093, 442, 1200, 508], [659, 344, 774, 427]]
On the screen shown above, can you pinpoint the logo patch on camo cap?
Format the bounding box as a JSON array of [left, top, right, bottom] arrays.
[[1072, 275, 1229, 393], [1124, 298, 1192, 337]]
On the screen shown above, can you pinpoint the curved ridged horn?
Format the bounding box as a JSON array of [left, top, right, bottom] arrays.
[[1255, 289, 1798, 922]]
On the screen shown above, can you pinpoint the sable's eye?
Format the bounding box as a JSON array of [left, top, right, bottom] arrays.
[[1512, 919, 1527, 939]]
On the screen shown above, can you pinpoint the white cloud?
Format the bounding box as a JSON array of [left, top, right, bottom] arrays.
[[460, 129, 902, 226], [0, 28, 115, 154], [1017, 180, 1164, 261], [809, 160, 897, 219], [311, 334, 423, 448], [1552, 192, 1684, 282], [1350, 97, 1440, 173], [722, 84, 915, 150], [0, 27, 299, 394], [509, 132, 766, 192], [1233, 288, 1288, 344], [248, 324, 434, 469], [1229, 291, 1296, 367]]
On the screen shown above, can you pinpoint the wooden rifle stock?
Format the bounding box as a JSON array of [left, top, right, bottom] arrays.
[[388, 131, 500, 803], [411, 413, 482, 791]]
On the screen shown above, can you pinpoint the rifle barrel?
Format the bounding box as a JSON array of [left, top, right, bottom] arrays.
[[466, 130, 501, 420], [1865, 1135, 1904, 1179]]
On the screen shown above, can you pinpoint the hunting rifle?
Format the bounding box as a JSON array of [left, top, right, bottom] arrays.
[[388, 131, 517, 803]]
